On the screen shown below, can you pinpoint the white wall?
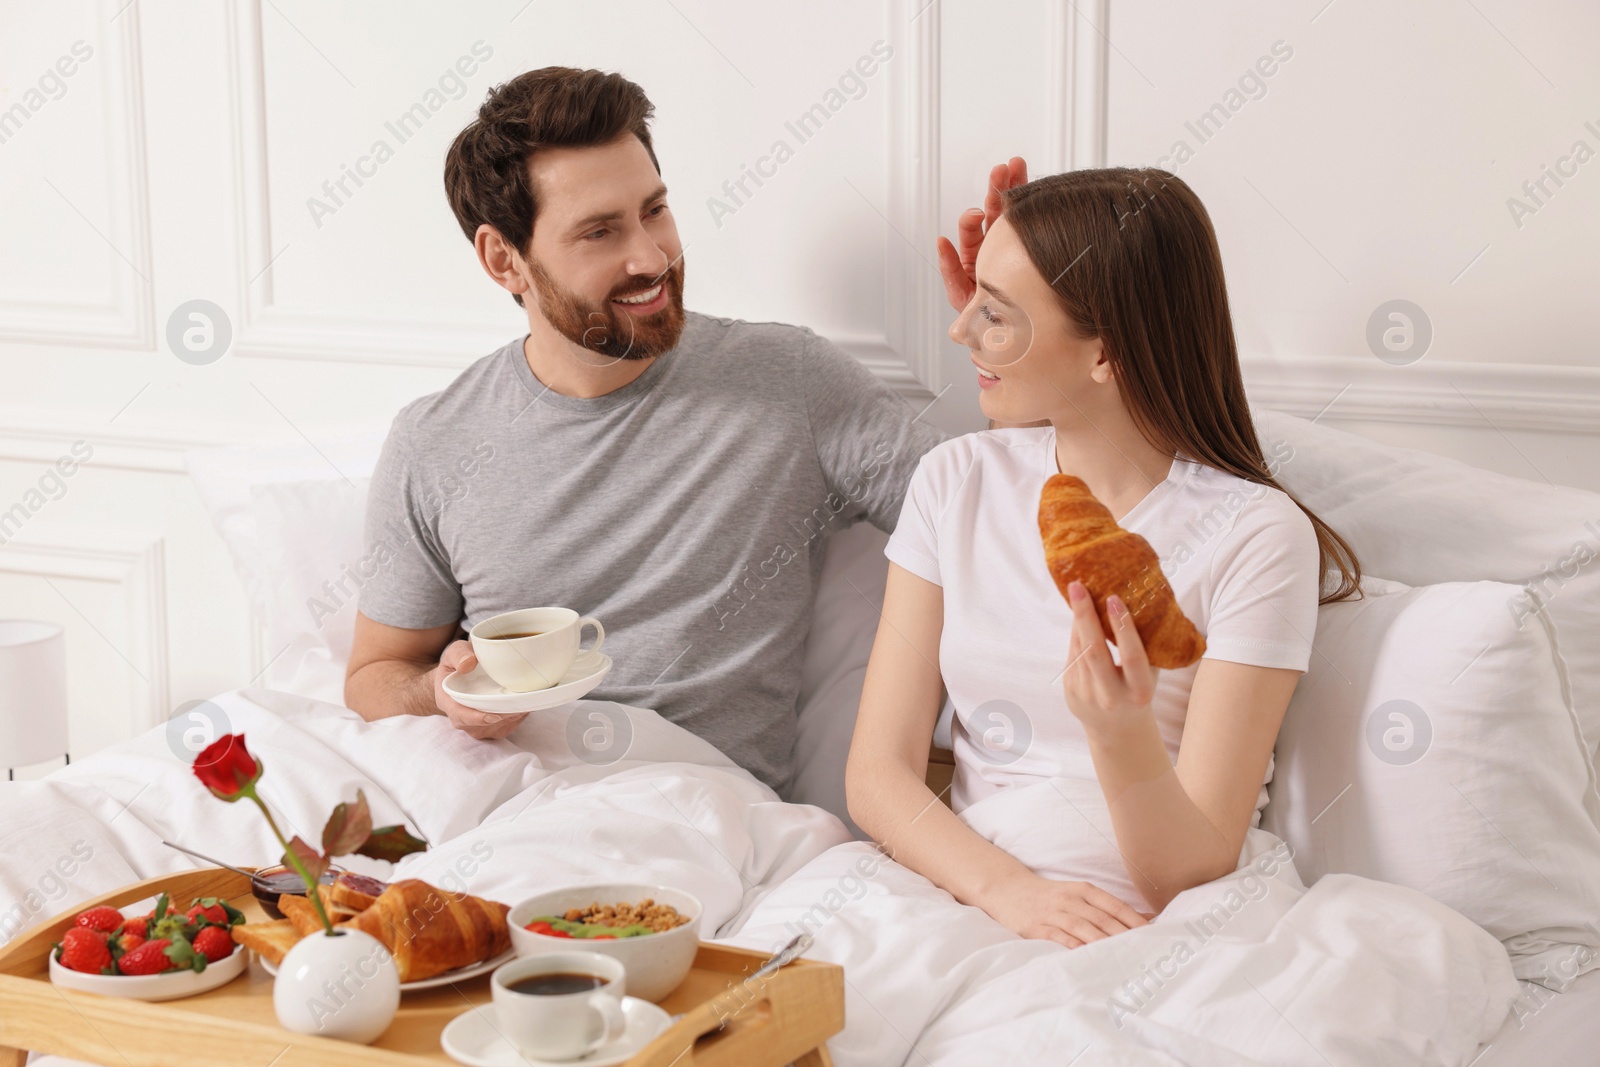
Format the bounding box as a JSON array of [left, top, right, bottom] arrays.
[[939, 0, 1600, 487], [1, 0, 1596, 768], [1102, 0, 1600, 490]]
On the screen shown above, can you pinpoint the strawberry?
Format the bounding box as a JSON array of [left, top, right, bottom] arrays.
[[57, 927, 113, 974], [110, 928, 146, 955], [186, 901, 229, 926], [73, 906, 124, 935], [117, 938, 175, 976], [120, 916, 148, 940], [192, 925, 234, 964]]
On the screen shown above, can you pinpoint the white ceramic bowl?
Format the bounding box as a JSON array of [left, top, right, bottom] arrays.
[[49, 939, 247, 1002], [508, 883, 701, 1003]]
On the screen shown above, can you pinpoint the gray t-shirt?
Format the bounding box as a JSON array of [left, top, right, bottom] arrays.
[[359, 311, 949, 797]]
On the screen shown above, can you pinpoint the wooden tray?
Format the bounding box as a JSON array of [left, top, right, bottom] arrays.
[[0, 868, 844, 1067]]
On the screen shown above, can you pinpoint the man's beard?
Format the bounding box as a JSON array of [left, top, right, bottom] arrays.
[[527, 256, 687, 361]]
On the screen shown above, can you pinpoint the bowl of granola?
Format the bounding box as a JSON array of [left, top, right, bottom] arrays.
[[507, 883, 700, 1002]]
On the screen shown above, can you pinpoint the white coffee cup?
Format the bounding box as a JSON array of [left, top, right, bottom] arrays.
[[470, 607, 605, 693], [491, 951, 627, 1060]]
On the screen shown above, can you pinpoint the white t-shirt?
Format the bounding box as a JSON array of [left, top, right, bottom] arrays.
[[884, 426, 1321, 818]]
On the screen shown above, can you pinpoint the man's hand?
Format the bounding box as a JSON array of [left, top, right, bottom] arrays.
[[936, 156, 1029, 312], [432, 640, 529, 739], [346, 612, 529, 738]]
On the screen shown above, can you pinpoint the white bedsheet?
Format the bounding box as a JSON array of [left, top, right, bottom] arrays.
[[721, 783, 1522, 1066]]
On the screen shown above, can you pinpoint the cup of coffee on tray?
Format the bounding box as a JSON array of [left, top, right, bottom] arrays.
[[491, 950, 627, 1060], [469, 607, 606, 693]]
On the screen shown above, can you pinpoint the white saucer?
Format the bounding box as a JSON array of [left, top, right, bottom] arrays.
[[441, 997, 671, 1067], [260, 946, 515, 991], [443, 652, 612, 714]]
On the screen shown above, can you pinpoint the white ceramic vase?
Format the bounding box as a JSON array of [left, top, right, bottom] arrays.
[[272, 927, 400, 1044]]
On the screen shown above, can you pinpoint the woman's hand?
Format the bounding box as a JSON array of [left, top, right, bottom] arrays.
[[979, 868, 1149, 948], [1062, 581, 1159, 737], [937, 156, 1029, 311]]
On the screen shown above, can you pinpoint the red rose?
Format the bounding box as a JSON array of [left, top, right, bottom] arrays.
[[192, 733, 262, 800]]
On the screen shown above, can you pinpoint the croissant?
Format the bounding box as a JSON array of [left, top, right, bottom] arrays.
[[1038, 474, 1206, 670], [339, 879, 511, 982]]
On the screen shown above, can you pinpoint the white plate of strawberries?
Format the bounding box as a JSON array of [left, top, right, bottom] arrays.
[[49, 891, 248, 1002]]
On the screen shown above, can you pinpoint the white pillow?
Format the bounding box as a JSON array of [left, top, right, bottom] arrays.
[[792, 522, 888, 838], [791, 521, 967, 835], [184, 436, 383, 696], [1257, 408, 1600, 759], [1261, 574, 1600, 989], [252, 477, 373, 704]]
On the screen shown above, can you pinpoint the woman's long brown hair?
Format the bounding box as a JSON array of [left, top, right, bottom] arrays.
[[1002, 167, 1363, 604]]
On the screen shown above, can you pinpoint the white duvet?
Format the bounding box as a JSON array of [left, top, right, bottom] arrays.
[[723, 777, 1521, 1066], [1, 690, 1519, 1066]]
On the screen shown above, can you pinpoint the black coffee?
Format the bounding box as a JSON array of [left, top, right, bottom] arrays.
[[507, 972, 605, 996], [493, 631, 545, 639]]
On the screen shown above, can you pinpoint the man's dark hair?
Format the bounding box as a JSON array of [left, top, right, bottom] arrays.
[[444, 66, 660, 265]]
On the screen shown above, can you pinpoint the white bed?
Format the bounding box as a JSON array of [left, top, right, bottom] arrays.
[[1475, 965, 1600, 1063], [6, 407, 1600, 1065]]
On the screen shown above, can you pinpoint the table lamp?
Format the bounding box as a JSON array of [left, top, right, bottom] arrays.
[[0, 620, 69, 779]]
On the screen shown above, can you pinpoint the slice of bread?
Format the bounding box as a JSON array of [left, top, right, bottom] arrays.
[[231, 919, 301, 966], [280, 893, 361, 936], [328, 872, 387, 912], [313, 877, 381, 917]]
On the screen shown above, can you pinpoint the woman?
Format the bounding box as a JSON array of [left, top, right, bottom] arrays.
[[844, 161, 1363, 949]]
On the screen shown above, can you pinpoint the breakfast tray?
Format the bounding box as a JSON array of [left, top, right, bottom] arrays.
[[0, 868, 844, 1067]]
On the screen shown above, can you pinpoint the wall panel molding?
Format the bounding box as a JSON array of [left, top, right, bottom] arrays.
[[225, 0, 943, 401], [1045, 0, 1600, 437], [224, 0, 510, 368], [1048, 0, 1110, 172], [0, 408, 280, 473], [1242, 357, 1600, 434], [0, 0, 154, 349], [883, 0, 943, 397], [0, 527, 170, 738]]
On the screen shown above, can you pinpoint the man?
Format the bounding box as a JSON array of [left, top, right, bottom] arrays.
[[343, 66, 949, 800]]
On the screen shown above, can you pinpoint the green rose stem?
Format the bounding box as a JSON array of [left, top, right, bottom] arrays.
[[241, 784, 337, 936]]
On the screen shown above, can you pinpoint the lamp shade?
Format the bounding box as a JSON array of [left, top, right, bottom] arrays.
[[0, 620, 69, 769]]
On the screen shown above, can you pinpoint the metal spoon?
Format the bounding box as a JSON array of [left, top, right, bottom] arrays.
[[161, 839, 257, 879], [747, 932, 814, 981], [668, 932, 815, 1026]]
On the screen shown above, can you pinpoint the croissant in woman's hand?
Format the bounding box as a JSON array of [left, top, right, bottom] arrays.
[[1038, 474, 1206, 670]]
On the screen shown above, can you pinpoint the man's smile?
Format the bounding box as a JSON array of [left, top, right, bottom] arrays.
[[613, 283, 667, 314]]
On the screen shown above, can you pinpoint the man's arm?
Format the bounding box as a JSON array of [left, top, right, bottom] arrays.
[[800, 331, 949, 535], [344, 611, 528, 739], [352, 414, 524, 738]]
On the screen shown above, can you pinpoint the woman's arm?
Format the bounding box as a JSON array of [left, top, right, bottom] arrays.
[[1062, 584, 1301, 911], [847, 564, 1149, 946], [846, 564, 1025, 906]]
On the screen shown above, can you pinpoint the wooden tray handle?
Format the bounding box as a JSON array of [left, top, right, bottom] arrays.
[[630, 981, 781, 1067]]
